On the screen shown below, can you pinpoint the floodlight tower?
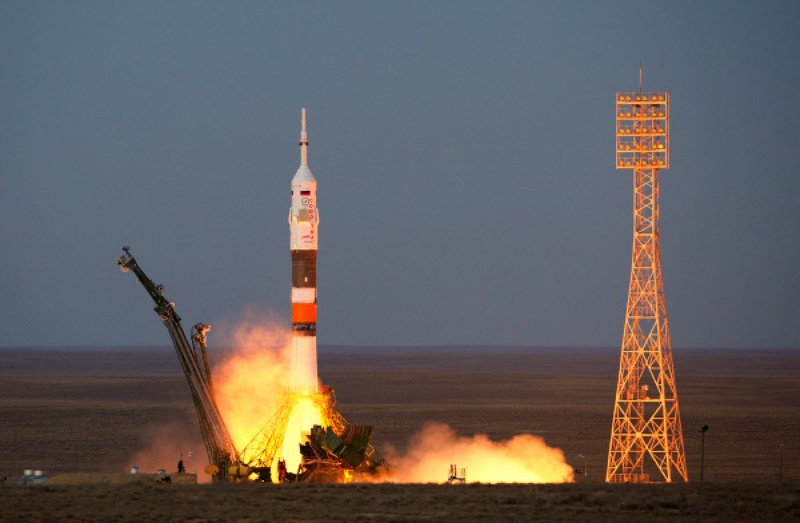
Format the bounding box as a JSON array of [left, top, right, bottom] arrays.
[[606, 76, 688, 483]]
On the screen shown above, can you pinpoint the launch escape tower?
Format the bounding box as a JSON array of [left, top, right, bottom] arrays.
[[606, 78, 688, 483]]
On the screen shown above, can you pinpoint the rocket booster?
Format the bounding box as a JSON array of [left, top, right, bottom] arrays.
[[289, 108, 319, 394]]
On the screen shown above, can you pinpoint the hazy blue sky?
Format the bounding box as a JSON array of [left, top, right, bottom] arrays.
[[2, 1, 798, 349]]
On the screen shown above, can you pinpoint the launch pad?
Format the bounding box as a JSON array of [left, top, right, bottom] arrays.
[[116, 107, 586, 486], [119, 246, 388, 483], [118, 110, 389, 483], [237, 386, 387, 482]]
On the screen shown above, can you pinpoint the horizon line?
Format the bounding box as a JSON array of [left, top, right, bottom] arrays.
[[1, 343, 798, 352]]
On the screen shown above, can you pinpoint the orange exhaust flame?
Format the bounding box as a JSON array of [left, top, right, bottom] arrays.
[[212, 311, 327, 477], [280, 395, 327, 474], [380, 422, 574, 483], [212, 312, 572, 484], [213, 312, 296, 450]]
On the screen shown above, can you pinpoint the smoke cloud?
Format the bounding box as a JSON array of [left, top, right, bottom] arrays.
[[212, 309, 295, 450], [212, 308, 326, 476], [146, 309, 573, 485], [382, 422, 574, 483], [127, 422, 208, 483]]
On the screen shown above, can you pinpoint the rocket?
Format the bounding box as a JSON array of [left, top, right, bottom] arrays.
[[289, 108, 319, 394]]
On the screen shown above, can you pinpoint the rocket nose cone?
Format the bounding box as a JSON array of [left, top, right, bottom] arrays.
[[292, 164, 316, 184]]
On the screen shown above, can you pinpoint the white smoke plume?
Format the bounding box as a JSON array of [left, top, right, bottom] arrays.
[[382, 422, 574, 483]]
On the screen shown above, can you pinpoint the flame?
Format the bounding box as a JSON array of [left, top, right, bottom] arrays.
[[212, 312, 295, 450], [381, 422, 574, 483], [280, 395, 327, 474], [211, 311, 572, 484], [212, 310, 327, 478]]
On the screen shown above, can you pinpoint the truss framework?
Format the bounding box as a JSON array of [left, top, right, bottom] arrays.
[[237, 388, 386, 480], [238, 390, 335, 472], [606, 91, 688, 483]]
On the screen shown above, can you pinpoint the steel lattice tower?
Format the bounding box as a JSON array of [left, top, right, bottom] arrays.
[[606, 83, 688, 483]]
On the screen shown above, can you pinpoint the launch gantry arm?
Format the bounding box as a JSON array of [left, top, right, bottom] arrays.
[[117, 246, 238, 477]]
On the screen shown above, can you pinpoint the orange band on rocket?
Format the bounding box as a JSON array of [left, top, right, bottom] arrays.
[[291, 302, 317, 324]]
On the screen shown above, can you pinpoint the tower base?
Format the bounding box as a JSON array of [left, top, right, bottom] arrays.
[[235, 386, 388, 482]]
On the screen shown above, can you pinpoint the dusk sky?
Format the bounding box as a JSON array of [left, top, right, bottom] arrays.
[[2, 2, 798, 349]]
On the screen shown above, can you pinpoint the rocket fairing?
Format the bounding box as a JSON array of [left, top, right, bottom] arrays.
[[289, 108, 319, 394]]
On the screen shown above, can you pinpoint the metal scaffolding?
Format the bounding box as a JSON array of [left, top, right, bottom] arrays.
[[117, 247, 238, 479], [606, 88, 688, 483]]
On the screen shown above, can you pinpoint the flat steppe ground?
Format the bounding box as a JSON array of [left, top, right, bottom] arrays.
[[0, 345, 798, 522]]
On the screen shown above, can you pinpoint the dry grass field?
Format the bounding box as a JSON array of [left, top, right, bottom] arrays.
[[0, 345, 798, 521], [2, 481, 799, 522]]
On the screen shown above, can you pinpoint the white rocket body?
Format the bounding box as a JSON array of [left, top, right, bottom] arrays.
[[288, 108, 319, 394]]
